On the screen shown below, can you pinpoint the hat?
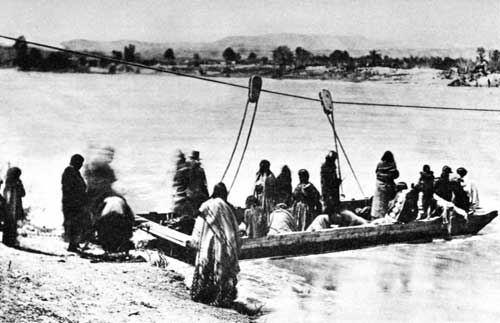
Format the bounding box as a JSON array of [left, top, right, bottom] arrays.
[[189, 151, 201, 160], [456, 167, 467, 177], [442, 165, 452, 174]]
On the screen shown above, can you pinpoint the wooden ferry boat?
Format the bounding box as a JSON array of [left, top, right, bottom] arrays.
[[135, 199, 497, 263]]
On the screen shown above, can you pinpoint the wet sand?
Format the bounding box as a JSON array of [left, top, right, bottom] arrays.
[[0, 234, 250, 323]]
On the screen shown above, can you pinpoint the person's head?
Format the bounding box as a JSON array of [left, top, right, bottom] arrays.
[[5, 167, 22, 184], [456, 167, 468, 178], [441, 165, 452, 176], [298, 169, 309, 183], [211, 182, 228, 201], [189, 151, 201, 166], [176, 150, 186, 166], [381, 151, 395, 163], [259, 159, 271, 174], [70, 154, 84, 170], [280, 165, 291, 178], [325, 150, 338, 163], [422, 164, 431, 173], [245, 195, 258, 208]]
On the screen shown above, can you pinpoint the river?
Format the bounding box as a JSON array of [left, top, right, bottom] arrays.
[[1, 69, 499, 322]]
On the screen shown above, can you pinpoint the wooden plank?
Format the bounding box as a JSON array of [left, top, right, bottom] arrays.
[[135, 216, 191, 247]]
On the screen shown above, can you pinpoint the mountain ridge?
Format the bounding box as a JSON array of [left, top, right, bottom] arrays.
[[61, 33, 478, 59]]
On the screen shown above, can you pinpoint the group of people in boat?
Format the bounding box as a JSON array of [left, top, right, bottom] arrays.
[[171, 148, 482, 307], [240, 152, 368, 237], [369, 151, 479, 229]]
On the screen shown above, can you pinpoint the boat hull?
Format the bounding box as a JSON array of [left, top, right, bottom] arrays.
[[136, 210, 497, 262]]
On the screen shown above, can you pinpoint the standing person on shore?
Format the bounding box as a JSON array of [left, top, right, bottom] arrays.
[[0, 179, 6, 232], [275, 165, 292, 206], [187, 151, 209, 215], [292, 169, 322, 231], [62, 154, 88, 252], [254, 160, 277, 223], [371, 151, 399, 219], [190, 182, 240, 308], [321, 150, 342, 214], [2, 167, 25, 247]]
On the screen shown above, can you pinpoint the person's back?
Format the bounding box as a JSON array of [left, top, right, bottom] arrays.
[[456, 167, 480, 211], [275, 166, 292, 206], [451, 177, 470, 212], [3, 167, 25, 247], [243, 196, 267, 238], [321, 151, 341, 212], [268, 204, 297, 234], [434, 166, 453, 202], [62, 165, 87, 209], [418, 165, 434, 218], [306, 214, 331, 232]]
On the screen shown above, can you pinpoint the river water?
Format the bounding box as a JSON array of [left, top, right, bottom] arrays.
[[1, 69, 499, 322]]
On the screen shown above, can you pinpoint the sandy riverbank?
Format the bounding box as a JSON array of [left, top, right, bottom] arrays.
[[0, 234, 251, 323]]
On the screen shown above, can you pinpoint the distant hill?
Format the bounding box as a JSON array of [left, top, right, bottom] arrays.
[[61, 33, 478, 60]]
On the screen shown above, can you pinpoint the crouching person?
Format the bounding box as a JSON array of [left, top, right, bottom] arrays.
[[307, 210, 368, 232], [190, 183, 240, 308], [268, 203, 298, 235]]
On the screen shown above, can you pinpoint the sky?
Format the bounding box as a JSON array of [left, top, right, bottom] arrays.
[[1, 0, 499, 48]]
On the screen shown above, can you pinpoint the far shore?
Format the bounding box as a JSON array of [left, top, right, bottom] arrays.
[[1, 65, 453, 86]]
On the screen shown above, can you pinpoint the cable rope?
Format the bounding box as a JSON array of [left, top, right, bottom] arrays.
[[220, 100, 250, 182], [228, 100, 259, 194], [2, 34, 500, 113], [327, 119, 366, 197]]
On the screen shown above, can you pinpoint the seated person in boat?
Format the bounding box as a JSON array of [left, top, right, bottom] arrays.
[[292, 169, 322, 231], [306, 210, 368, 232], [268, 203, 298, 235], [456, 167, 480, 212], [243, 195, 267, 238], [450, 175, 472, 214], [372, 182, 419, 225]]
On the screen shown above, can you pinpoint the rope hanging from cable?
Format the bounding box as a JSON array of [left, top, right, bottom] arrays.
[[1, 34, 499, 113], [227, 76, 262, 194]]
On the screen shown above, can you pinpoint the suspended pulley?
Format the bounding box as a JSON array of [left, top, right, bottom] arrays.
[[319, 88, 334, 115], [248, 75, 263, 103]]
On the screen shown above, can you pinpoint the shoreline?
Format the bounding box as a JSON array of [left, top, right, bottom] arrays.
[[0, 233, 253, 323], [0, 66, 452, 86]]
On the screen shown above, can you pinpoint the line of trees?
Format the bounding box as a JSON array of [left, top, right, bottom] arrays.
[[7, 35, 500, 76]]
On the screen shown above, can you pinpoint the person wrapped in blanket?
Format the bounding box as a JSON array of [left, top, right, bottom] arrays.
[[291, 169, 322, 231], [371, 151, 399, 220], [190, 182, 241, 308]]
